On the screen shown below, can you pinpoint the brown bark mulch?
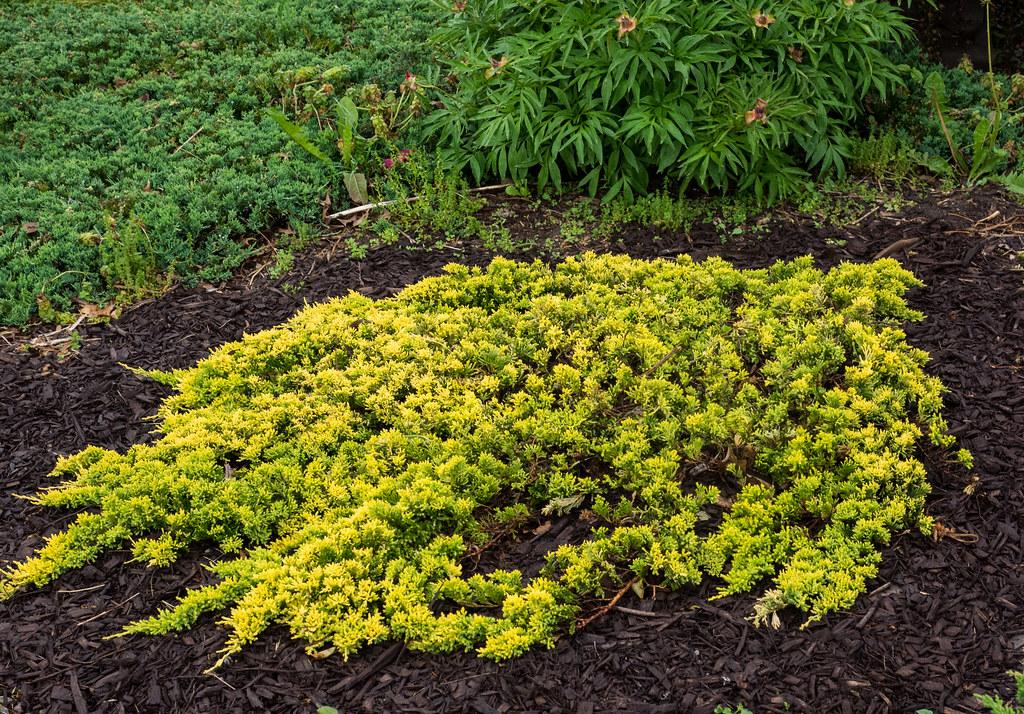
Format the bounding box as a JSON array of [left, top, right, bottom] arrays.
[[2, 186, 1024, 713]]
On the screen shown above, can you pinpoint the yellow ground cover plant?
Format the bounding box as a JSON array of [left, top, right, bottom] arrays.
[[0, 254, 970, 663]]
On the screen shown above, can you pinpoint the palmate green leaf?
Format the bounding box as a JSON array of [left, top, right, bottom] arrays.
[[266, 107, 330, 163], [427, 0, 911, 200]]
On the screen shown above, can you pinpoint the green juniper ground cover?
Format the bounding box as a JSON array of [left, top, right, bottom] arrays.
[[0, 0, 434, 325], [1, 254, 971, 661]]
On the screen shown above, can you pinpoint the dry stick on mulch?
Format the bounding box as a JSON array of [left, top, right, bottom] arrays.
[[326, 182, 512, 221], [873, 237, 923, 260], [577, 577, 640, 630], [870, 207, 1022, 262], [336, 642, 406, 690], [612, 606, 664, 618]]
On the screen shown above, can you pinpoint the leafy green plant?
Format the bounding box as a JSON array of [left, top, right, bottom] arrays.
[[849, 129, 923, 185], [1, 254, 968, 664], [925, 70, 1009, 185], [428, 0, 912, 202], [792, 180, 908, 231], [1001, 172, 1024, 198], [96, 216, 169, 301], [715, 705, 754, 714], [269, 250, 295, 280], [269, 77, 429, 204], [260, 64, 352, 123], [603, 192, 701, 233], [368, 154, 513, 249], [920, 672, 1024, 714], [873, 4, 1024, 188]]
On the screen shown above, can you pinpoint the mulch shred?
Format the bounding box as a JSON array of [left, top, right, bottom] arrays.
[[2, 187, 1024, 713]]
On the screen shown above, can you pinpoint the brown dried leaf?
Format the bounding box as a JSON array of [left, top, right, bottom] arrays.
[[78, 302, 116, 318], [309, 646, 336, 660]]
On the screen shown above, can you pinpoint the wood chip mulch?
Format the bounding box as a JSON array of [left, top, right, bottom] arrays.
[[2, 186, 1023, 713]]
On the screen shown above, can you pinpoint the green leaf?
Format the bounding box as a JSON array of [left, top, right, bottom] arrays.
[[999, 172, 1024, 196], [343, 172, 369, 204], [336, 96, 359, 131], [924, 71, 947, 109], [266, 107, 330, 163], [338, 124, 354, 165]]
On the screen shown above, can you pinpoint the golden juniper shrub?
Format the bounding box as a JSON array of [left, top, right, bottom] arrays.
[[0, 254, 963, 660]]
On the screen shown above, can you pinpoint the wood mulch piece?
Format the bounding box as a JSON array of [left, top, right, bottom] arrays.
[[2, 186, 1024, 713]]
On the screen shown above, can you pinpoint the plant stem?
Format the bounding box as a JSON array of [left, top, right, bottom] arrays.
[[985, 0, 993, 80]]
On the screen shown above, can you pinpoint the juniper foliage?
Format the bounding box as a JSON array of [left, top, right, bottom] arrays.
[[1, 254, 967, 662]]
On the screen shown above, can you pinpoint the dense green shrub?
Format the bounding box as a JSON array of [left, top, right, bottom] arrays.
[[0, 0, 437, 325], [1, 254, 967, 662], [427, 0, 912, 202]]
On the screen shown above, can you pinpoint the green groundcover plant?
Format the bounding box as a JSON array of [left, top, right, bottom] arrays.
[[0, 0, 435, 325], [1, 254, 968, 663], [428, 0, 913, 202]]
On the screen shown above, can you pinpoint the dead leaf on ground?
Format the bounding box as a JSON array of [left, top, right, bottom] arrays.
[[78, 302, 116, 319], [309, 646, 336, 660]]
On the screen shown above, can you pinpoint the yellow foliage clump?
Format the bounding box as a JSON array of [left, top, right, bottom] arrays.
[[0, 253, 968, 662]]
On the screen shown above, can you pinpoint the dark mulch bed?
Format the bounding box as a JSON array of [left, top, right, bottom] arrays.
[[2, 187, 1024, 714]]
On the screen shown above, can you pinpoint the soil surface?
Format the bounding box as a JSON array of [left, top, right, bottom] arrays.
[[2, 186, 1024, 713]]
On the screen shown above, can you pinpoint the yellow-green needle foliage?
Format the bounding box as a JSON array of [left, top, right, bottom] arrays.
[[0, 254, 969, 662]]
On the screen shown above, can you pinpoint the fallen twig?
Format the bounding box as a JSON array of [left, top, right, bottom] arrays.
[[642, 346, 684, 378], [207, 672, 237, 691], [960, 234, 1009, 267], [337, 641, 404, 689], [326, 182, 512, 221], [172, 126, 204, 156], [56, 583, 106, 595], [613, 605, 663, 618], [849, 203, 883, 226], [873, 237, 922, 260], [28, 314, 87, 348], [76, 593, 138, 627], [577, 577, 638, 630]]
